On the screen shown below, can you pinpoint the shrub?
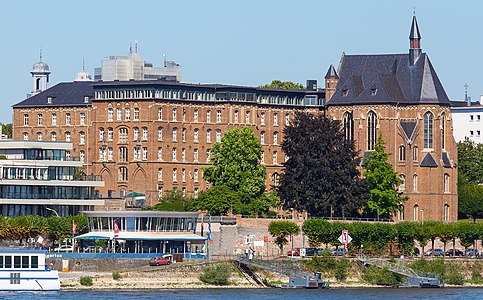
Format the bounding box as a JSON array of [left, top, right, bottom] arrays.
[[362, 266, 402, 286], [409, 258, 446, 278], [80, 276, 93, 286], [334, 259, 348, 281], [112, 272, 122, 280], [446, 270, 464, 285], [200, 263, 232, 285]]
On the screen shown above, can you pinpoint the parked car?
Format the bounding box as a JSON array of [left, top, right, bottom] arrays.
[[149, 254, 172, 266], [53, 245, 74, 252], [445, 249, 464, 257], [332, 248, 347, 256], [287, 248, 300, 256], [423, 248, 444, 256], [465, 249, 480, 257], [305, 248, 325, 256]]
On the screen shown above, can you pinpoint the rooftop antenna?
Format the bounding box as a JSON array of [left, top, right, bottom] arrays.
[[465, 83, 470, 106], [135, 40, 138, 53], [413, 6, 416, 16], [39, 48, 43, 62], [163, 54, 167, 67], [129, 42, 132, 54], [82, 57, 85, 71]]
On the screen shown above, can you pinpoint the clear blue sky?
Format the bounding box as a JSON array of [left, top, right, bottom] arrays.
[[0, 0, 481, 123]]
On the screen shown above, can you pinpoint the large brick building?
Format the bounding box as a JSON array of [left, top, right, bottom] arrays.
[[326, 16, 458, 222], [12, 16, 457, 221], [13, 74, 325, 205]]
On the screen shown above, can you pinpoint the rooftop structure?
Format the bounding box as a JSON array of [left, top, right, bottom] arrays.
[[93, 45, 182, 82]]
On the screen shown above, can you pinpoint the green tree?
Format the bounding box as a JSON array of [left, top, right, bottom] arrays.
[[457, 138, 483, 184], [393, 222, 417, 255], [362, 136, 407, 218], [458, 178, 483, 223], [267, 221, 300, 254], [437, 223, 456, 256], [1, 123, 12, 138], [414, 224, 431, 257], [190, 186, 242, 215], [152, 189, 193, 212], [260, 80, 304, 90], [302, 219, 331, 248], [279, 112, 369, 217], [203, 127, 266, 205]]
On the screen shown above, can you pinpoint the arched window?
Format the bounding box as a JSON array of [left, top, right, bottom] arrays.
[[158, 127, 163, 141], [424, 112, 433, 148], [51, 132, 57, 141], [413, 174, 418, 192], [260, 131, 265, 144], [444, 173, 450, 193], [194, 129, 199, 143], [399, 174, 406, 191], [172, 128, 177, 142], [399, 145, 406, 161], [367, 111, 377, 150], [79, 132, 85, 144], [273, 173, 280, 187], [399, 205, 405, 221], [343, 111, 354, 141], [133, 127, 139, 141], [206, 129, 212, 143], [413, 204, 419, 221], [23, 132, 28, 140], [273, 132, 278, 145], [444, 204, 450, 222], [413, 146, 418, 161], [441, 112, 446, 149]]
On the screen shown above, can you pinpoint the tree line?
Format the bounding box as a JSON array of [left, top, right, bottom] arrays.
[[269, 219, 483, 256]]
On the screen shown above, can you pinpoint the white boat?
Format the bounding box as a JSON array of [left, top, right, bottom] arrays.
[[0, 249, 60, 291]]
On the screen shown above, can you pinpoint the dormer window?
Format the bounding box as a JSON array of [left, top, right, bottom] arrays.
[[84, 96, 89, 103], [342, 89, 348, 97], [47, 97, 52, 104], [370, 88, 377, 96]]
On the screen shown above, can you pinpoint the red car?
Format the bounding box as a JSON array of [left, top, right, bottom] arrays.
[[287, 248, 300, 256], [149, 254, 172, 266]]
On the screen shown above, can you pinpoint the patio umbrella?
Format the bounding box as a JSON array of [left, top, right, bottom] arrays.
[[125, 192, 145, 198]]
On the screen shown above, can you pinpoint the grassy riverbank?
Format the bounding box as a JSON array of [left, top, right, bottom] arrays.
[[60, 258, 483, 290]]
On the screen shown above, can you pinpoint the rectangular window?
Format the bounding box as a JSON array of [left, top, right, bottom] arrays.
[[234, 111, 239, 123], [285, 113, 290, 126], [245, 111, 250, 124], [30, 256, 38, 268], [172, 108, 177, 121], [470, 115, 474, 122], [274, 113, 278, 125], [194, 149, 199, 162], [24, 114, 29, 126], [478, 115, 481, 122], [52, 113, 57, 125], [157, 147, 162, 160], [117, 108, 122, 121], [80, 112, 85, 125], [134, 108, 139, 120], [0, 256, 3, 268], [158, 108, 163, 120], [37, 114, 43, 126], [5, 256, 11, 268], [172, 169, 177, 182], [14, 256, 21, 268], [478, 131, 481, 137], [194, 109, 199, 122], [21, 256, 29, 268], [206, 110, 211, 123], [125, 108, 131, 121], [470, 130, 474, 137], [172, 148, 177, 161], [107, 108, 113, 121], [216, 110, 222, 123], [260, 112, 265, 125]]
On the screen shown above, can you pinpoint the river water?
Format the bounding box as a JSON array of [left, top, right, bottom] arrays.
[[1, 288, 481, 300]]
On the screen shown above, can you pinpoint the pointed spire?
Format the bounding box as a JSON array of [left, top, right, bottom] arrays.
[[410, 15, 421, 46], [409, 15, 422, 66], [325, 64, 339, 79]]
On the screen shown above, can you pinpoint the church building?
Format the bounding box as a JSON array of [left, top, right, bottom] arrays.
[[327, 16, 458, 222]]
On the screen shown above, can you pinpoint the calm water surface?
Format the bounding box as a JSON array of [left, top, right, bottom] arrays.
[[1, 288, 481, 300]]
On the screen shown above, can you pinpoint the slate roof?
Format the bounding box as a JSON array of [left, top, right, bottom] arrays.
[[420, 153, 438, 167], [400, 120, 417, 143], [13, 82, 93, 108], [325, 64, 339, 79], [442, 152, 452, 168], [329, 53, 450, 106]]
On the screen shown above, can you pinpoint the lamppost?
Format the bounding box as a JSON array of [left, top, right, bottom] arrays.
[[45, 207, 59, 217]]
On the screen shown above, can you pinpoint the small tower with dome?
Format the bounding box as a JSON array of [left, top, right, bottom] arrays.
[[74, 59, 92, 82], [31, 50, 50, 96]]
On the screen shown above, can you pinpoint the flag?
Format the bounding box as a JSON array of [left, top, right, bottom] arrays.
[[72, 220, 77, 235], [37, 235, 46, 245], [207, 218, 212, 241], [113, 220, 119, 237]]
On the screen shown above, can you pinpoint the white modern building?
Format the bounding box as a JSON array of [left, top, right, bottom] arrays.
[[0, 140, 104, 217], [451, 96, 483, 143], [94, 45, 182, 82]]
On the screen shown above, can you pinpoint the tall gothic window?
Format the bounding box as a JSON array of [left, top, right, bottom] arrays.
[[424, 112, 433, 148], [441, 112, 445, 149], [367, 111, 377, 150], [343, 112, 354, 141]]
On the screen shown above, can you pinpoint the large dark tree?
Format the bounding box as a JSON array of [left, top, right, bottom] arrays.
[[278, 112, 369, 217]]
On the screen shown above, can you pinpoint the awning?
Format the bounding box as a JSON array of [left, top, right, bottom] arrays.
[[125, 192, 145, 198], [74, 231, 206, 241]]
